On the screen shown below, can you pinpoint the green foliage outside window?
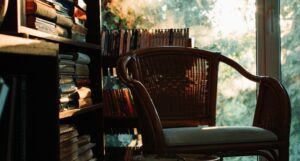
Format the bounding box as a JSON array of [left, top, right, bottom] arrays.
[[281, 0, 300, 160]]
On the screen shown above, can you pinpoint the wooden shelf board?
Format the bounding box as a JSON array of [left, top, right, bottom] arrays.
[[18, 26, 101, 51], [0, 34, 58, 56], [59, 103, 102, 119]]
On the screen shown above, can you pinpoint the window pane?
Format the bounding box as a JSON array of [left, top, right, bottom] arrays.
[[280, 0, 300, 160]]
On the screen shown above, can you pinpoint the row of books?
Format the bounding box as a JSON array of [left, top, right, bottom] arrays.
[[26, 0, 87, 41], [105, 127, 142, 148], [104, 128, 142, 161], [58, 52, 93, 112], [60, 124, 96, 161], [103, 88, 135, 117], [100, 28, 191, 57], [103, 68, 136, 117]]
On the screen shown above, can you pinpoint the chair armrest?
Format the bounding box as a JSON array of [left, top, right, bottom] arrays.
[[116, 55, 166, 153], [254, 77, 291, 141], [218, 54, 291, 141]]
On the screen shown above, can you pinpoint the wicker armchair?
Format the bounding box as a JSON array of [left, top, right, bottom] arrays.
[[116, 47, 291, 161]]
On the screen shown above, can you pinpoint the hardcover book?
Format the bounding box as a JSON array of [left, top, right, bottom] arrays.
[[26, 15, 57, 35], [74, 52, 91, 64], [56, 24, 70, 38], [60, 137, 79, 158], [78, 143, 95, 155], [71, 29, 86, 42], [75, 63, 89, 76], [59, 82, 77, 94], [59, 59, 76, 74], [59, 53, 74, 60], [26, 0, 57, 21], [77, 135, 91, 147], [60, 128, 79, 143], [60, 124, 76, 135], [72, 24, 88, 35], [56, 13, 73, 28], [59, 75, 74, 84]]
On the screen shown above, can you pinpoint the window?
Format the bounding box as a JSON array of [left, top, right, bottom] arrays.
[[101, 0, 299, 160]]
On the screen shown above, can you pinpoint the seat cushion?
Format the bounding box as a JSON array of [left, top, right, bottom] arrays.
[[163, 126, 278, 146]]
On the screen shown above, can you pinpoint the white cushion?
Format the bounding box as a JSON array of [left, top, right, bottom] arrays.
[[163, 126, 278, 146]]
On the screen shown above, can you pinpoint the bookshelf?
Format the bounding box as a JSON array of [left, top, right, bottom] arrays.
[[0, 34, 60, 161], [0, 0, 103, 160]]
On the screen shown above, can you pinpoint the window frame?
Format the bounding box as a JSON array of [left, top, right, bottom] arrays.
[[256, 0, 281, 80]]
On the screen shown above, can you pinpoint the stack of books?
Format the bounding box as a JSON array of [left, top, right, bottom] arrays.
[[60, 124, 79, 161], [58, 52, 93, 112], [52, 0, 74, 38], [77, 135, 96, 161], [26, 0, 87, 41], [73, 52, 92, 109], [26, 0, 58, 35], [72, 0, 87, 42], [60, 124, 97, 161]]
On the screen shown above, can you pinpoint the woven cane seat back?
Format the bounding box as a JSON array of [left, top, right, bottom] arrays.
[[127, 48, 219, 127]]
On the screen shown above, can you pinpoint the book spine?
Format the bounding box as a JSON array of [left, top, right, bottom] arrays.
[[56, 25, 70, 38], [75, 64, 89, 76], [56, 13, 74, 28], [60, 82, 77, 94], [59, 63, 75, 74], [78, 143, 95, 155], [26, 16, 57, 35], [74, 52, 90, 64]]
